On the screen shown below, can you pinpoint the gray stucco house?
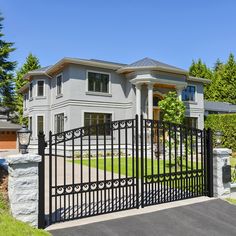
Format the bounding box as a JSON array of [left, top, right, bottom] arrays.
[[19, 57, 210, 148]]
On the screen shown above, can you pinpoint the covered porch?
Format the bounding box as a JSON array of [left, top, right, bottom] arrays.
[[131, 72, 187, 120]]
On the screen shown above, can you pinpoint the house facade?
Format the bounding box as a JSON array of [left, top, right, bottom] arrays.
[[20, 57, 210, 147]]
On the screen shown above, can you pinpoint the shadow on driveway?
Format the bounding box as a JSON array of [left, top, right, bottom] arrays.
[[49, 199, 236, 236]]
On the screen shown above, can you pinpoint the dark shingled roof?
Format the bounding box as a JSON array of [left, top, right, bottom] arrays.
[[125, 57, 185, 71], [30, 66, 52, 73], [89, 59, 126, 66], [0, 121, 21, 130]]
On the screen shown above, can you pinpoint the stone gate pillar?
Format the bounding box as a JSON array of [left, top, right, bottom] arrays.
[[213, 148, 232, 197], [5, 154, 41, 227]]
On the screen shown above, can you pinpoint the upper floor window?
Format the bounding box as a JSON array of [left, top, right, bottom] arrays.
[[182, 85, 196, 101], [57, 75, 62, 95], [29, 83, 33, 98], [37, 81, 44, 97], [88, 71, 109, 93], [54, 113, 64, 133], [24, 94, 27, 109]]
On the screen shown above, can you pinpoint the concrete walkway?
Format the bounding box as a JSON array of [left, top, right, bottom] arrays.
[[49, 199, 236, 236]]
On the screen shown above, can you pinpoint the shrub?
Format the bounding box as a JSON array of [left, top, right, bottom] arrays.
[[205, 114, 236, 151]]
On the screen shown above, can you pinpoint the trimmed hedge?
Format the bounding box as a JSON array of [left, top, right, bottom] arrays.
[[205, 114, 236, 151]]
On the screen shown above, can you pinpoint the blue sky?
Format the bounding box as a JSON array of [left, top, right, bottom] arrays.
[[1, 0, 236, 70]]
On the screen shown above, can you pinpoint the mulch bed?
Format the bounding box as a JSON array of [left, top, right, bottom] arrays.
[[0, 166, 8, 201]]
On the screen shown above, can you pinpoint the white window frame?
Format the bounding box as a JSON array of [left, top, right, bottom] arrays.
[[36, 79, 45, 97], [182, 84, 197, 102], [54, 113, 65, 134], [86, 70, 111, 95], [35, 114, 45, 137], [56, 73, 63, 96]]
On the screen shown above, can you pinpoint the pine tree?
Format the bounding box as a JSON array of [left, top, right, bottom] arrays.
[[15, 53, 40, 124], [213, 58, 223, 72], [0, 14, 16, 109], [216, 53, 236, 104], [189, 59, 213, 100]]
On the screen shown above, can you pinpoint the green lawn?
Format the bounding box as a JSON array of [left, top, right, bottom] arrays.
[[231, 155, 236, 167], [230, 155, 236, 182], [0, 192, 50, 236], [74, 157, 201, 177], [225, 198, 236, 205]]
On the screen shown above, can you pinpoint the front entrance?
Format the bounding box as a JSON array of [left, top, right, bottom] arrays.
[[38, 116, 213, 228], [153, 94, 163, 121]]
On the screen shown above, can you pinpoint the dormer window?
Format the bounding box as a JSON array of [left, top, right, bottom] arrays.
[[37, 81, 44, 97], [87, 71, 110, 93], [57, 74, 63, 95]]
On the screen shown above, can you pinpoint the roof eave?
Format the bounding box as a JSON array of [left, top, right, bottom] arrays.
[[18, 82, 30, 93], [46, 57, 122, 75], [188, 76, 211, 84], [117, 66, 188, 75]]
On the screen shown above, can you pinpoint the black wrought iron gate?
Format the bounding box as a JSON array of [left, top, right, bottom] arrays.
[[38, 115, 213, 228]]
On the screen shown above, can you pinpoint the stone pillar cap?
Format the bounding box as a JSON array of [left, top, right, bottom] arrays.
[[213, 148, 232, 155], [5, 153, 42, 165]]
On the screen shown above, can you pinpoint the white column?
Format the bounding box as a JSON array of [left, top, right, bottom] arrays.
[[136, 83, 141, 116], [176, 86, 183, 101], [148, 83, 153, 120]]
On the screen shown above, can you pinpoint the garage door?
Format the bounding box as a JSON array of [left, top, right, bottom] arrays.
[[0, 131, 17, 149]]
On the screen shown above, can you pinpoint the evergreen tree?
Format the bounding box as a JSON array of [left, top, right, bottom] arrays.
[[0, 14, 16, 109], [215, 53, 236, 104], [15, 53, 40, 124], [213, 58, 223, 72], [189, 59, 213, 100]]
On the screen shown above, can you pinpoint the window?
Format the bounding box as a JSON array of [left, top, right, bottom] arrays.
[[28, 116, 32, 135], [57, 75, 62, 95], [37, 116, 44, 134], [182, 85, 196, 101], [54, 113, 64, 133], [29, 83, 33, 98], [37, 81, 44, 96], [88, 71, 109, 93], [84, 112, 112, 135], [184, 117, 198, 128], [24, 94, 27, 109]]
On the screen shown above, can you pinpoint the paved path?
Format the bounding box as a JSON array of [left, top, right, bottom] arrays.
[[49, 199, 236, 236]]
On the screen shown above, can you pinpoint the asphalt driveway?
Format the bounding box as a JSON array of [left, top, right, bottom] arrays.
[[49, 199, 236, 236]]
